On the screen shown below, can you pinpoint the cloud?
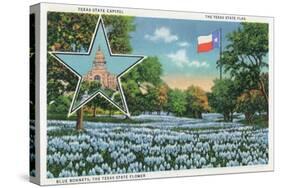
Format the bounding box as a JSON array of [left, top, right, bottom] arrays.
[[167, 49, 209, 68], [167, 49, 189, 67], [177, 41, 190, 47], [189, 60, 209, 68], [145, 27, 178, 43]]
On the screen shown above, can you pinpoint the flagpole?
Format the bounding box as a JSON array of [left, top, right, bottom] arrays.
[[219, 28, 223, 80]]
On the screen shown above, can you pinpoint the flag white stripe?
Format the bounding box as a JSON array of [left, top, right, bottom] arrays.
[[198, 34, 212, 44]]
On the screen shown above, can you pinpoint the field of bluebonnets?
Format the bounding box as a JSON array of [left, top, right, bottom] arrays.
[[46, 114, 268, 178]]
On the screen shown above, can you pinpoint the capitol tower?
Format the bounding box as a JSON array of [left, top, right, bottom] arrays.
[[83, 46, 117, 91]]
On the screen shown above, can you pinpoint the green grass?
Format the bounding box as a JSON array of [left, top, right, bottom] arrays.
[[48, 128, 85, 137], [47, 113, 154, 124]]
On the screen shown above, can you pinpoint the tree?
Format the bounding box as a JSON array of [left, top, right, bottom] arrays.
[[74, 80, 101, 129], [155, 83, 169, 115], [87, 95, 113, 118], [76, 80, 101, 104], [185, 86, 209, 119], [47, 95, 71, 114], [141, 86, 157, 114], [259, 72, 269, 116], [219, 23, 269, 117], [121, 79, 143, 115], [209, 79, 241, 122], [121, 56, 163, 115], [47, 13, 136, 130], [76, 108, 84, 130], [167, 89, 187, 116], [236, 89, 266, 124], [135, 56, 163, 85]]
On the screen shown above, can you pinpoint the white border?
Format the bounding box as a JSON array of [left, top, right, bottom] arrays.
[[35, 2, 274, 185]]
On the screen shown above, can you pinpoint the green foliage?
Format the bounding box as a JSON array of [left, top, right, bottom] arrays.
[[219, 23, 269, 117], [75, 80, 101, 105], [103, 16, 135, 54], [238, 115, 268, 128], [80, 80, 101, 93], [185, 86, 209, 118], [209, 79, 241, 122], [47, 13, 135, 53], [87, 95, 116, 117], [48, 95, 71, 114], [135, 56, 163, 85], [221, 23, 268, 79], [155, 84, 169, 113], [236, 90, 266, 123], [122, 56, 163, 85], [210, 22, 269, 122], [121, 56, 164, 115], [167, 89, 187, 116], [121, 79, 144, 115], [74, 80, 117, 117]]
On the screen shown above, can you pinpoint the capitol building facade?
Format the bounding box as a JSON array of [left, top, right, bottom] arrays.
[[83, 46, 117, 91]]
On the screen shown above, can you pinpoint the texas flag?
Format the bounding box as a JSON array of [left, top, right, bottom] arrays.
[[197, 30, 220, 53]]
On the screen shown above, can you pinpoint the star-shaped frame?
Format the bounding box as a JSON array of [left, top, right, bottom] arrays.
[[49, 16, 146, 117]]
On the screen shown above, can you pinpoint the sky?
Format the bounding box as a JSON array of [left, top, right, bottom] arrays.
[[130, 17, 241, 91]]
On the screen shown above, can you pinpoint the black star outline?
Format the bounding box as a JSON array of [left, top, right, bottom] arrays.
[[49, 16, 146, 117]]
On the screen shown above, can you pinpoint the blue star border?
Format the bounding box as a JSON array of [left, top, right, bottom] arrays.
[[48, 16, 146, 117]]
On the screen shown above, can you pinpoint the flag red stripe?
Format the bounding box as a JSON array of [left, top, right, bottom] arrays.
[[197, 42, 213, 53]]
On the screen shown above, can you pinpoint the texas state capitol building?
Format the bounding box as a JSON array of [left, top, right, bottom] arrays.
[[83, 46, 117, 91]]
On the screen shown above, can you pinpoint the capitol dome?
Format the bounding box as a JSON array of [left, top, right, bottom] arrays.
[[94, 46, 105, 64]]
